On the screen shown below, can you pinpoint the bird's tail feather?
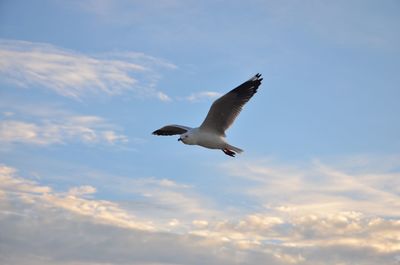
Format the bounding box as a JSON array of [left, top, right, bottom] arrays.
[[227, 144, 243, 154]]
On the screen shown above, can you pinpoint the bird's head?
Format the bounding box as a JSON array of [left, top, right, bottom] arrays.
[[178, 132, 195, 145]]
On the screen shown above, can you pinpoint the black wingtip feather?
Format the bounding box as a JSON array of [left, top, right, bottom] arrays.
[[152, 130, 165, 135], [152, 129, 167, 135]]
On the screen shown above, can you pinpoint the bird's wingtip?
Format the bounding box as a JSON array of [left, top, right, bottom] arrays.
[[251, 73, 262, 81]]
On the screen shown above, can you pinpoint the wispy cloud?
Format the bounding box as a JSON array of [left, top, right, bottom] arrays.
[[221, 157, 400, 217], [0, 106, 128, 146], [108, 175, 219, 224], [156, 91, 172, 102], [0, 39, 175, 100], [183, 91, 222, 102]]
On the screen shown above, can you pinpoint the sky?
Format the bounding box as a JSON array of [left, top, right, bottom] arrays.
[[0, 0, 400, 264]]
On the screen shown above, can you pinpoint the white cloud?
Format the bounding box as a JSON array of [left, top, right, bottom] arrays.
[[101, 130, 129, 144], [0, 117, 127, 146], [184, 91, 222, 102], [0, 39, 175, 100], [0, 164, 264, 265], [221, 158, 400, 217], [1, 158, 400, 265], [118, 176, 218, 223], [192, 219, 209, 228], [0, 106, 128, 146], [156, 91, 172, 102], [0, 165, 52, 194], [68, 185, 97, 197], [130, 177, 191, 189], [0, 164, 154, 231]]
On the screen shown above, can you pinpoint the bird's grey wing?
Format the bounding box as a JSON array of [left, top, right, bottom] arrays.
[[152, 124, 192, 136], [199, 73, 263, 136]]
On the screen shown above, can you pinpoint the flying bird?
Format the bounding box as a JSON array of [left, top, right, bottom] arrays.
[[152, 73, 263, 157]]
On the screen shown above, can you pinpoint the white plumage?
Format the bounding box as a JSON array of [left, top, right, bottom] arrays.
[[152, 73, 263, 157]]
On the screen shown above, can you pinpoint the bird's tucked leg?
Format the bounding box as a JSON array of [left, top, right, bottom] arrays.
[[222, 148, 236, 157]]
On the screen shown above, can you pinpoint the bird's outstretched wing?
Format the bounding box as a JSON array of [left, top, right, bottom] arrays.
[[199, 73, 262, 136], [152, 124, 192, 136]]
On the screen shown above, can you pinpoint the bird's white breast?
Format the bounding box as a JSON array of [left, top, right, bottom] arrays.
[[194, 129, 226, 150]]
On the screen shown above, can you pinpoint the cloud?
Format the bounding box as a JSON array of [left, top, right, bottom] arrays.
[[156, 91, 172, 102], [68, 185, 96, 197], [0, 165, 51, 195], [0, 164, 154, 231], [0, 164, 275, 265], [0, 106, 128, 146], [1, 158, 400, 265], [112, 176, 219, 223], [184, 91, 222, 102], [221, 157, 400, 217], [212, 156, 400, 261], [0, 39, 175, 100]]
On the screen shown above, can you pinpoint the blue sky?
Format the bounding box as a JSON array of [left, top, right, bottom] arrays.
[[1, 1, 400, 264]]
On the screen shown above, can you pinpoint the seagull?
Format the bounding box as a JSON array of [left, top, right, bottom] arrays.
[[152, 73, 263, 157]]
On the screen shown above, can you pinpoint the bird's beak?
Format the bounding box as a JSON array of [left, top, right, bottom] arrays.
[[178, 137, 182, 142]]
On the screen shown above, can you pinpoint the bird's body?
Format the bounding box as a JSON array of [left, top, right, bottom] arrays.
[[152, 73, 263, 157], [180, 128, 221, 148]]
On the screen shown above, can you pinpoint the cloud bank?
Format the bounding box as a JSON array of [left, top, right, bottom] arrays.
[[1, 157, 399, 265]]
